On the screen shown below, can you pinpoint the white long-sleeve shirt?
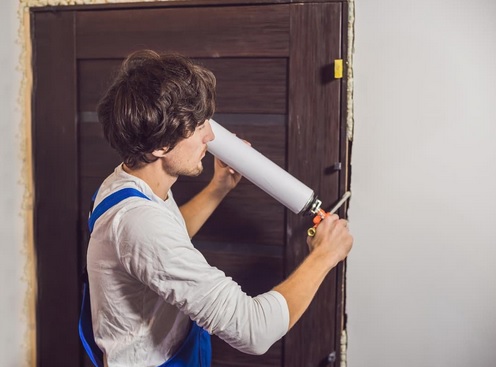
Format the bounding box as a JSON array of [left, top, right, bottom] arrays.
[[87, 165, 289, 367]]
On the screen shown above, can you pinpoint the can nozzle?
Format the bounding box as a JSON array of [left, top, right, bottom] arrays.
[[307, 191, 351, 237]]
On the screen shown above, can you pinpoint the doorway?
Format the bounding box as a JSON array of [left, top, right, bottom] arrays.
[[30, 2, 350, 366]]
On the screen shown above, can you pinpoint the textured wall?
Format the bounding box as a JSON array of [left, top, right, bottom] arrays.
[[1, 1, 29, 365]]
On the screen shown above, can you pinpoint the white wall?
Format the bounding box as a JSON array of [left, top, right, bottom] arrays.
[[0, 0, 28, 366], [348, 1, 496, 366]]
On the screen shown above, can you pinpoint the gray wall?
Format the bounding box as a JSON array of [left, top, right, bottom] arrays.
[[348, 0, 496, 366]]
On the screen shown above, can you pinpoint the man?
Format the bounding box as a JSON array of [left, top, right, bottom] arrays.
[[83, 50, 353, 367]]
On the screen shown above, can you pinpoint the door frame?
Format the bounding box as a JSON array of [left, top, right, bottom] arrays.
[[26, 1, 353, 366]]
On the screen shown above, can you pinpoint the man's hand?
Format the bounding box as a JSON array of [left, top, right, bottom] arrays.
[[209, 137, 250, 194], [210, 157, 242, 194], [307, 214, 353, 269], [273, 214, 353, 329]]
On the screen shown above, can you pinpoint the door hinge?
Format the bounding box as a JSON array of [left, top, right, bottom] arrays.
[[325, 162, 342, 175], [327, 351, 337, 363]]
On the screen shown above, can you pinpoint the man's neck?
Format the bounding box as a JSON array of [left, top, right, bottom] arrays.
[[122, 161, 177, 201]]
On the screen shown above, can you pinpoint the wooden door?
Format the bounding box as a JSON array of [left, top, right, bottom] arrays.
[[31, 2, 349, 366]]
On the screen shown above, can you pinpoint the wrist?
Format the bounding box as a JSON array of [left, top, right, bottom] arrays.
[[206, 179, 230, 200], [308, 245, 340, 271]]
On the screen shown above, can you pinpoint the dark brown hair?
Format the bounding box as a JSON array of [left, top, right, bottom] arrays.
[[97, 50, 216, 168]]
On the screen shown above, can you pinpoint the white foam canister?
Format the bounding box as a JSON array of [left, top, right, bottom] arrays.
[[207, 119, 317, 215]]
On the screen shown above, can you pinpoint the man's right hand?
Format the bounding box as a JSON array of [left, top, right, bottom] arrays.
[[273, 213, 353, 330], [306, 214, 353, 270]]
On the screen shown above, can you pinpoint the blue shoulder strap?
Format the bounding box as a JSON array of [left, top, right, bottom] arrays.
[[88, 188, 151, 233], [79, 187, 151, 367]]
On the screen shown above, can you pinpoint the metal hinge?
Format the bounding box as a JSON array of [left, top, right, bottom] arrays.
[[328, 351, 337, 363], [325, 162, 342, 175]]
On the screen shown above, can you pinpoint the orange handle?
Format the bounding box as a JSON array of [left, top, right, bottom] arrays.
[[307, 209, 329, 237], [307, 191, 351, 237]]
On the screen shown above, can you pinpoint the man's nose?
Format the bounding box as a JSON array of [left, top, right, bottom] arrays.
[[205, 120, 215, 142]]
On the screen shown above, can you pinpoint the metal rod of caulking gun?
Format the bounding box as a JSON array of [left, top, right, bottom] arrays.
[[307, 191, 352, 237]]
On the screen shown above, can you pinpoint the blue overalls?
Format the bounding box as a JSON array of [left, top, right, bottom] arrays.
[[78, 188, 212, 367]]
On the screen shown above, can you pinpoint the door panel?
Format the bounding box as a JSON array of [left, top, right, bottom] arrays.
[[31, 10, 81, 367], [32, 2, 347, 366], [286, 4, 344, 366], [76, 5, 290, 58], [78, 58, 288, 114]]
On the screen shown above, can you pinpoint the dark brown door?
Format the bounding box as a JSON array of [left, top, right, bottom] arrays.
[[31, 2, 349, 366]]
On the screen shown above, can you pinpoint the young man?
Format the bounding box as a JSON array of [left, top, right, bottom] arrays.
[[84, 50, 353, 367]]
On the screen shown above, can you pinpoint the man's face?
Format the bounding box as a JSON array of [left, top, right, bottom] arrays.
[[162, 119, 215, 177]]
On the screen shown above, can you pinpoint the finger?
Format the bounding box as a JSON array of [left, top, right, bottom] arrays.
[[322, 213, 339, 223], [218, 160, 228, 168], [215, 157, 229, 168]]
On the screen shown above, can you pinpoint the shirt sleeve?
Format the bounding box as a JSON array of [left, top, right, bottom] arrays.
[[116, 204, 289, 355]]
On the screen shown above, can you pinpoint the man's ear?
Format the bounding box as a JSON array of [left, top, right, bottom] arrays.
[[151, 147, 169, 158]]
